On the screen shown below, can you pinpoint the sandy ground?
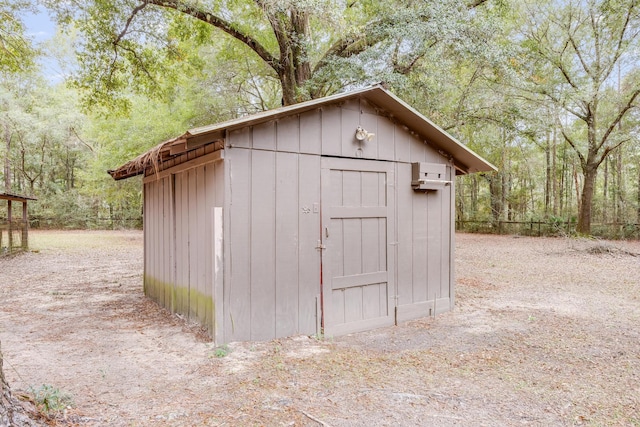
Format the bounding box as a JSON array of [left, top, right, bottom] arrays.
[[0, 230, 639, 426]]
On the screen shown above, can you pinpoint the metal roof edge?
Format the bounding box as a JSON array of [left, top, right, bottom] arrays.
[[109, 84, 496, 180], [360, 87, 498, 174], [186, 84, 496, 174]]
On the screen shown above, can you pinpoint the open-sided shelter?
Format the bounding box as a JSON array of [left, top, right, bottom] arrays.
[[0, 192, 37, 255], [109, 85, 496, 344]]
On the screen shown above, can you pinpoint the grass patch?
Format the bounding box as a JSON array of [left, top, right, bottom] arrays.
[[28, 384, 73, 415]]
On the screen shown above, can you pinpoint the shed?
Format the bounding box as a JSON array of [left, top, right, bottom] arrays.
[[0, 192, 37, 255], [109, 85, 496, 344]]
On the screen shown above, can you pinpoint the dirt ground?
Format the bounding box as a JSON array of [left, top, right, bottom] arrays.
[[0, 230, 639, 427]]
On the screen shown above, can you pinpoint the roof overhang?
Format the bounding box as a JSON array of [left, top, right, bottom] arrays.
[[0, 192, 37, 202], [109, 85, 496, 181]]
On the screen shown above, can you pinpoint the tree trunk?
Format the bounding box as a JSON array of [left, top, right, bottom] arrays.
[[637, 163, 640, 225], [277, 8, 312, 105], [577, 164, 597, 235], [1, 340, 12, 426], [3, 123, 10, 193], [0, 341, 41, 427], [544, 129, 551, 216]]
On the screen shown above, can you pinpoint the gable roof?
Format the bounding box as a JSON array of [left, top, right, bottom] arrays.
[[108, 85, 496, 180]]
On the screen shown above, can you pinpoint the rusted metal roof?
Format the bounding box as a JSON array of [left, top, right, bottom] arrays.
[[109, 85, 496, 181], [0, 192, 37, 202]]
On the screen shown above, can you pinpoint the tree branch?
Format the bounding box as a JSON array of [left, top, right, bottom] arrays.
[[114, 2, 148, 46], [560, 127, 586, 170], [146, 0, 280, 73], [596, 88, 640, 153]]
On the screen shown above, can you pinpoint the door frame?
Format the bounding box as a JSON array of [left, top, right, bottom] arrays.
[[320, 157, 396, 337]]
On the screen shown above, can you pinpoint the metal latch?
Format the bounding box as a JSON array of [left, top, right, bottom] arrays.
[[315, 240, 326, 250]]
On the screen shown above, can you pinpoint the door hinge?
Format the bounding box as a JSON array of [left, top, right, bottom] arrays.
[[315, 240, 326, 250]]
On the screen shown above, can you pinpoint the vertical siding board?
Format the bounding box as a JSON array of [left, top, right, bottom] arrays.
[[147, 181, 155, 301], [173, 173, 184, 314], [360, 172, 378, 206], [228, 127, 252, 148], [213, 162, 225, 344], [297, 154, 320, 335], [299, 110, 322, 155], [142, 184, 148, 296], [342, 170, 361, 208], [385, 165, 396, 322], [275, 152, 299, 337], [250, 150, 276, 341], [395, 125, 412, 162], [143, 183, 151, 298], [180, 172, 191, 315], [361, 218, 379, 273], [426, 191, 442, 302], [343, 219, 362, 277], [413, 190, 428, 303], [341, 107, 360, 158], [377, 117, 395, 161], [188, 169, 198, 320], [410, 139, 427, 163], [196, 166, 208, 327], [344, 287, 363, 323], [276, 115, 300, 153], [362, 284, 381, 319], [152, 180, 160, 303], [440, 166, 453, 301], [321, 106, 341, 156], [204, 163, 216, 335], [252, 121, 276, 151], [331, 219, 344, 278], [165, 176, 174, 311], [330, 170, 343, 208], [173, 175, 181, 312], [396, 164, 413, 306], [360, 112, 379, 159], [447, 165, 455, 309], [332, 288, 345, 325], [424, 144, 441, 163], [227, 148, 252, 341]]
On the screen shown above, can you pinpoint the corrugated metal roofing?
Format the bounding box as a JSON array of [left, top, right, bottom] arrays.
[[109, 85, 496, 180]]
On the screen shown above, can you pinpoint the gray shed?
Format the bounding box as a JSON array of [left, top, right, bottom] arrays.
[[109, 85, 496, 344]]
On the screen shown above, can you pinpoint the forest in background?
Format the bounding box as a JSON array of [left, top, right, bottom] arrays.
[[1, 0, 640, 237]]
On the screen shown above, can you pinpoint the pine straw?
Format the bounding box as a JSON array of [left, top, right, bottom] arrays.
[[108, 136, 183, 180]]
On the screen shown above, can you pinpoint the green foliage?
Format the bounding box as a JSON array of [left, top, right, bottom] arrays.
[[28, 383, 73, 414], [0, 0, 37, 73], [212, 345, 230, 358]]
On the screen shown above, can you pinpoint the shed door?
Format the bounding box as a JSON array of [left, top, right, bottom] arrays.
[[321, 157, 395, 336]]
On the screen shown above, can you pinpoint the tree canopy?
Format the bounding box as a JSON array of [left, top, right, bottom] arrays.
[[43, 0, 496, 109], [2, 0, 640, 237]]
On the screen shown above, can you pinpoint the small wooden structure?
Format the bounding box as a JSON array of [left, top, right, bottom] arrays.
[[109, 85, 496, 344], [0, 192, 37, 255]]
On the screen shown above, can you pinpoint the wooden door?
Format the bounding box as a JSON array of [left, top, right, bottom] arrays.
[[321, 158, 395, 336]]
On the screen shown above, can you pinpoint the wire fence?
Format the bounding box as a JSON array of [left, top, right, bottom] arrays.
[[29, 216, 143, 230], [456, 220, 640, 240], [0, 221, 28, 256]]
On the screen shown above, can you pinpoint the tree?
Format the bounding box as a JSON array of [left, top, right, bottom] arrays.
[[43, 0, 492, 109], [517, 0, 640, 234], [0, 0, 36, 74]]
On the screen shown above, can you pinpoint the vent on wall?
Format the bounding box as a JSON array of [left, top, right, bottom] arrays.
[[411, 162, 451, 191]]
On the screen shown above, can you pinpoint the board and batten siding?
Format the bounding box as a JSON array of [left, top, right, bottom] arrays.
[[224, 146, 321, 342], [143, 160, 224, 337], [142, 94, 456, 343], [223, 96, 454, 341]]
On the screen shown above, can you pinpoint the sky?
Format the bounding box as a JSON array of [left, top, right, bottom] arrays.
[[22, 6, 64, 82], [23, 6, 57, 43]]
